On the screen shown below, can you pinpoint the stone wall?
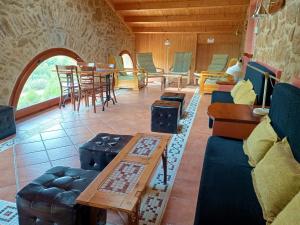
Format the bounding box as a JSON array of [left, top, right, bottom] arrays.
[[0, 0, 135, 105], [254, 0, 300, 81]]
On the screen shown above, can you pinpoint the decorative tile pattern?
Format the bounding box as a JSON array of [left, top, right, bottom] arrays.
[[129, 136, 161, 157], [0, 200, 18, 225], [139, 88, 201, 225], [99, 161, 144, 194]]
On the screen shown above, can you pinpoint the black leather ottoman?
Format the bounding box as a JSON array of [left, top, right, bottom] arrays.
[[79, 133, 133, 171], [16, 166, 103, 225], [160, 92, 186, 117], [151, 100, 180, 134], [0, 105, 16, 140]]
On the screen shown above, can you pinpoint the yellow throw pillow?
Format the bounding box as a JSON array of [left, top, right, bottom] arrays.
[[231, 79, 253, 98], [252, 138, 300, 223], [234, 89, 256, 105], [243, 116, 277, 166], [271, 191, 300, 225]]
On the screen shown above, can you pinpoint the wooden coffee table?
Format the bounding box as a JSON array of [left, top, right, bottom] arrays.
[[208, 103, 263, 139], [76, 133, 170, 225]]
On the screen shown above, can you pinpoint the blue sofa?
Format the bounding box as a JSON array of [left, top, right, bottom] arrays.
[[0, 105, 16, 140], [194, 83, 300, 225], [209, 62, 276, 128]]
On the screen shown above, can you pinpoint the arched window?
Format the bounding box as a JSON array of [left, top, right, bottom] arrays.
[[10, 48, 82, 119], [120, 51, 134, 69], [17, 56, 76, 110]]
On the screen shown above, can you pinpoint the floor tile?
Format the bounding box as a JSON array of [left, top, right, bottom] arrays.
[[43, 137, 72, 150], [47, 146, 78, 161], [51, 156, 81, 168], [40, 130, 67, 140], [0, 185, 17, 202], [15, 142, 45, 155], [16, 151, 49, 168], [18, 162, 52, 183]]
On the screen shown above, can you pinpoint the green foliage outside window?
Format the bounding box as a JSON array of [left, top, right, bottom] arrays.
[[17, 56, 76, 110]]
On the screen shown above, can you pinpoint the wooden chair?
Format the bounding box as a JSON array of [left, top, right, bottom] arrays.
[[166, 52, 192, 89], [77, 65, 102, 113], [55, 65, 79, 111], [198, 58, 238, 94], [112, 55, 146, 91], [136, 52, 165, 90]]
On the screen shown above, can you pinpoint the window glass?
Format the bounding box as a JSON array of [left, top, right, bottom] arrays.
[[121, 53, 133, 69], [17, 56, 76, 110]]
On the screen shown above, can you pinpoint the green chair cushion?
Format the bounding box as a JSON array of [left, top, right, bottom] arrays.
[[136, 53, 157, 73], [171, 52, 192, 73]]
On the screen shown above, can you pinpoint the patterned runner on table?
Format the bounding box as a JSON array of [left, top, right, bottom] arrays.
[[139, 88, 201, 225], [129, 136, 161, 157]]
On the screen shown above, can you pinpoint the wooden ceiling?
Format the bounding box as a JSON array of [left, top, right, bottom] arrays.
[[107, 0, 250, 34]]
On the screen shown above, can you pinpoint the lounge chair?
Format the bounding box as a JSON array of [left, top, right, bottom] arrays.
[[136, 52, 165, 90], [112, 55, 146, 91], [197, 55, 239, 94], [166, 52, 192, 89]]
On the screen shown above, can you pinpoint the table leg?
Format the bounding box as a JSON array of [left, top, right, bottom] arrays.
[[128, 200, 140, 225], [177, 76, 180, 91], [162, 146, 168, 185]]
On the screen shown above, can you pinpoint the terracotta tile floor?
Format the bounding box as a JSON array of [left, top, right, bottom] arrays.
[[0, 84, 212, 225]]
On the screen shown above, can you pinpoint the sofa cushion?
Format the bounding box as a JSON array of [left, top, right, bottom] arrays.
[[243, 115, 278, 166], [194, 136, 265, 225], [271, 191, 300, 225], [252, 138, 300, 223]]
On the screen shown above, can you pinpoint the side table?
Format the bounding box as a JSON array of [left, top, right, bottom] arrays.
[[208, 103, 264, 140]]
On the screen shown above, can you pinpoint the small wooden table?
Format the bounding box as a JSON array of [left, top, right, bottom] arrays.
[[76, 133, 170, 225], [208, 103, 263, 140]]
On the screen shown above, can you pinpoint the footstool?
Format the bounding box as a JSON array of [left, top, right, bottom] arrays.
[[16, 166, 103, 225], [160, 92, 186, 117], [0, 105, 16, 140], [151, 100, 180, 134], [79, 133, 133, 171]]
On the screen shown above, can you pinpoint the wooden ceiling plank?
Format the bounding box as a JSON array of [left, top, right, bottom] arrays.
[[115, 0, 250, 11], [132, 25, 236, 33], [124, 14, 245, 23]]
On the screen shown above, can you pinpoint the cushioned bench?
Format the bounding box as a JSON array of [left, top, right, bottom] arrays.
[[194, 83, 300, 225]]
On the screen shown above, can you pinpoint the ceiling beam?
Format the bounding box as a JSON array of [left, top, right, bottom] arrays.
[[115, 0, 250, 11], [132, 26, 237, 34], [124, 14, 245, 23]]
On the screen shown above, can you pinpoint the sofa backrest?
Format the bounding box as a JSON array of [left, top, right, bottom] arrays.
[[245, 62, 276, 106], [269, 83, 300, 162]]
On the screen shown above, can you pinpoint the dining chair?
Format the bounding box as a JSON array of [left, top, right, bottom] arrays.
[[55, 65, 79, 111], [77, 65, 101, 113]]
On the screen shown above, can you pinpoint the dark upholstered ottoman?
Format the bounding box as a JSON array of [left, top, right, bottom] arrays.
[[79, 133, 133, 171], [0, 105, 16, 140], [16, 166, 102, 225], [160, 92, 185, 117], [151, 100, 180, 134]]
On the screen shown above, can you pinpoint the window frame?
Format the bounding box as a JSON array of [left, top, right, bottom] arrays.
[[10, 48, 83, 120]]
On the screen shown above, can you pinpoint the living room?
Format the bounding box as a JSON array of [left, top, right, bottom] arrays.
[[0, 0, 299, 225]]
